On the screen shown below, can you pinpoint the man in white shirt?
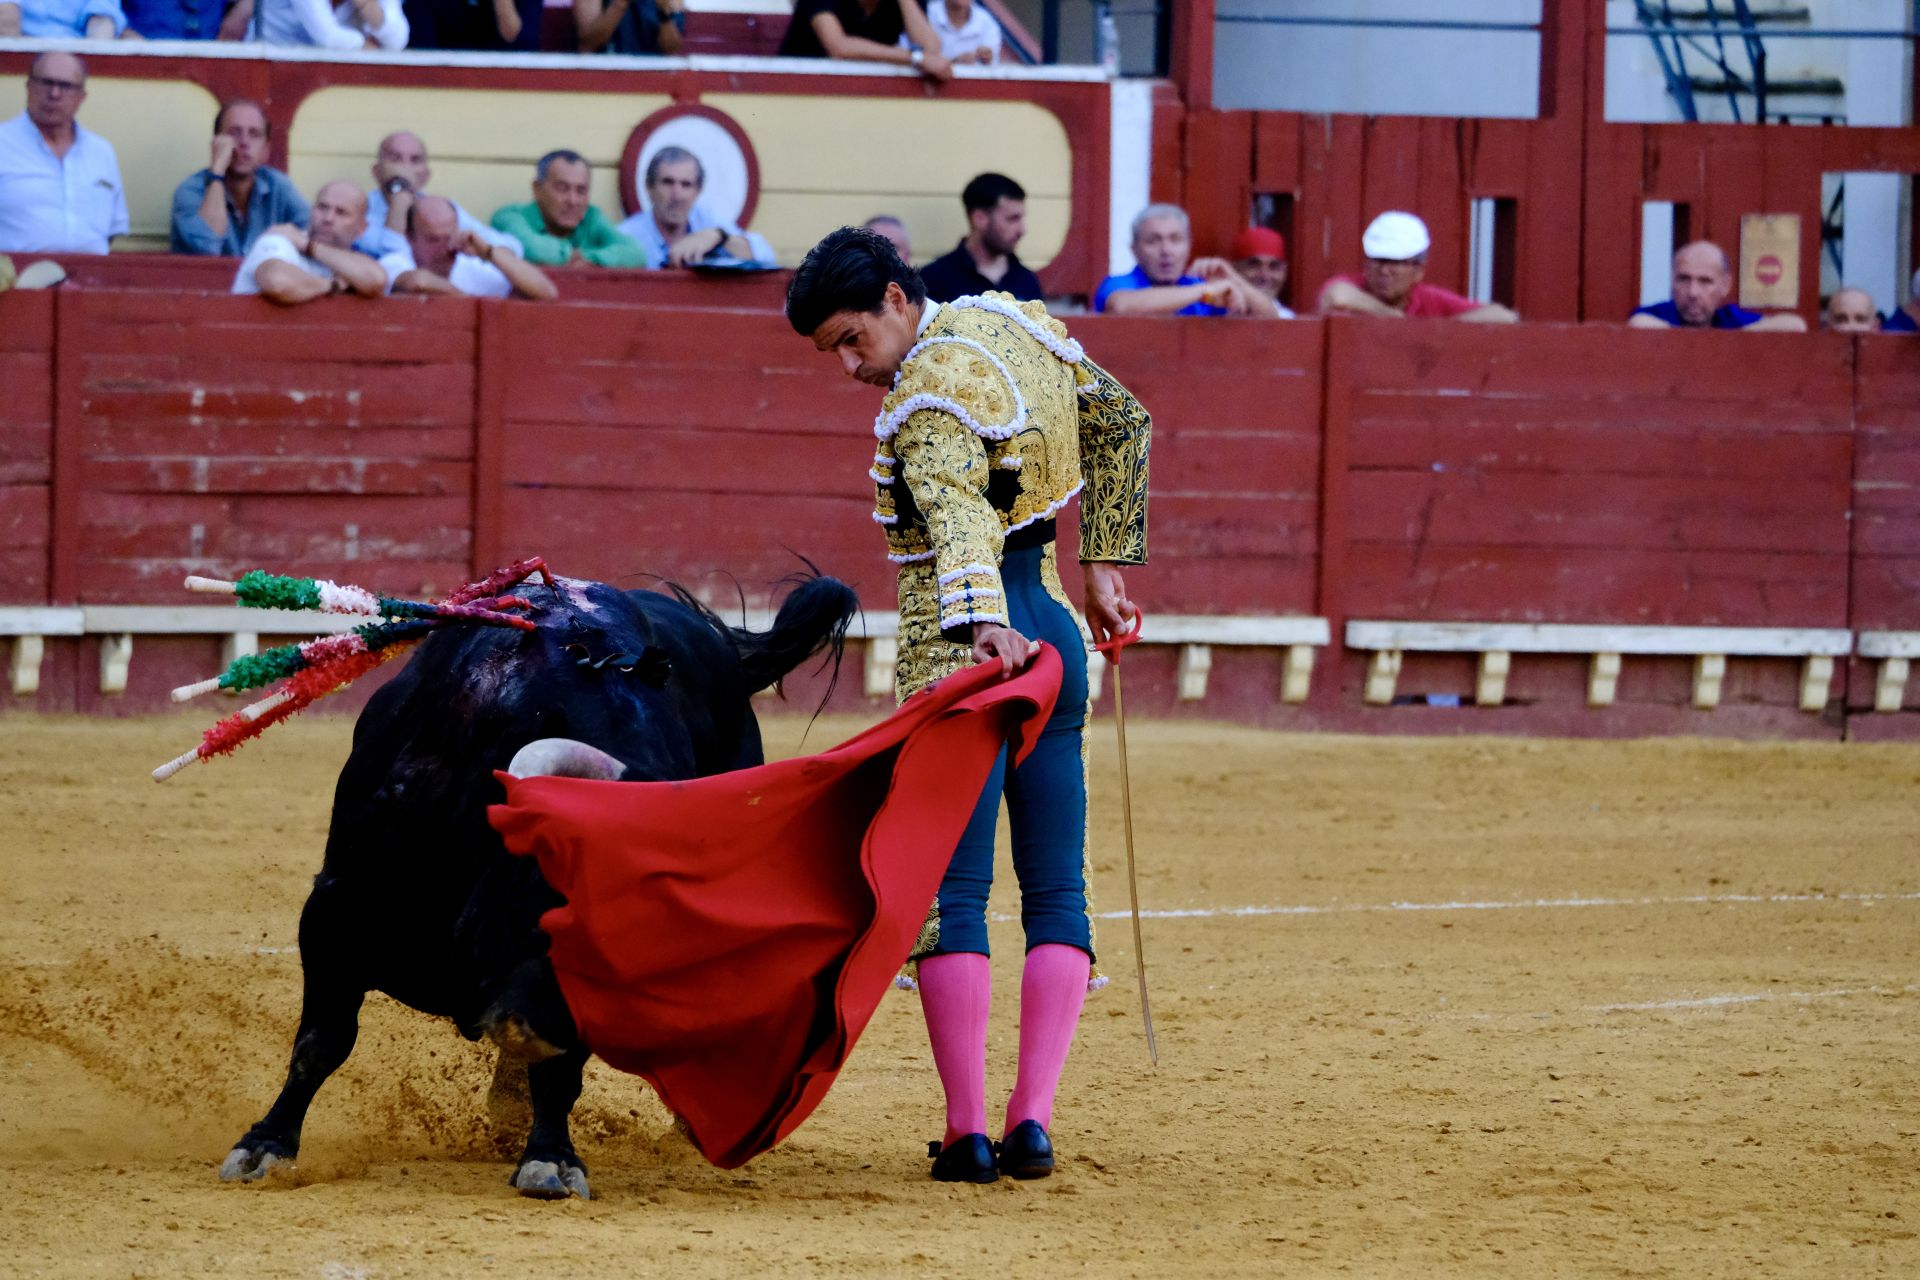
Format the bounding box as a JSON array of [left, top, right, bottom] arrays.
[[359, 129, 519, 259], [615, 146, 777, 270], [259, 0, 409, 49], [0, 52, 128, 255], [905, 0, 1000, 64], [381, 195, 557, 300], [232, 179, 390, 304]]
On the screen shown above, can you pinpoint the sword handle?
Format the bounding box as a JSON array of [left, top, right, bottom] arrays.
[[1093, 608, 1144, 665]]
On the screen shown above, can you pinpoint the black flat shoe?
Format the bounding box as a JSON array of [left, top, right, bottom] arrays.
[[927, 1134, 998, 1183], [997, 1119, 1054, 1179]]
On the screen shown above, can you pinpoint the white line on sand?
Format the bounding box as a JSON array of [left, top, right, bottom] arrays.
[[1084, 890, 1920, 922]]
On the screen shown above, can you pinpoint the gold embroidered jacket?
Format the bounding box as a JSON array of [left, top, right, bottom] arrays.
[[868, 293, 1152, 645]]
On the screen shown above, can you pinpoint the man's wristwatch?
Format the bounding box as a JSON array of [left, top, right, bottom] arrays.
[[910, 48, 924, 68]]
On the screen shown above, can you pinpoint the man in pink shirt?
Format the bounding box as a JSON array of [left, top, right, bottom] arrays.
[[1318, 211, 1518, 323]]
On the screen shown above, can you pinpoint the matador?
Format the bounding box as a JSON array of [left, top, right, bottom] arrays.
[[787, 227, 1152, 1183]]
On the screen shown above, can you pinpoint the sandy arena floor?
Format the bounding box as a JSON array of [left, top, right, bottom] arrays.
[[0, 709, 1915, 1278]]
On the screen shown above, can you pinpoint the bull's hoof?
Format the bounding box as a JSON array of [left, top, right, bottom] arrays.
[[486, 1012, 565, 1063], [219, 1142, 293, 1183], [511, 1158, 591, 1200]]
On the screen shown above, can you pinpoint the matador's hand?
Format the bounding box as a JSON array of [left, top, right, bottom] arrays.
[[971, 622, 1032, 677], [1082, 562, 1137, 648]]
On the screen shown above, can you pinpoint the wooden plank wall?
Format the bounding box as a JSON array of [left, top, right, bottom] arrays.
[[1168, 117, 1920, 328], [1340, 321, 1857, 628], [4, 294, 1916, 734], [0, 294, 54, 606], [488, 303, 888, 609], [58, 292, 478, 604], [1850, 336, 1920, 731], [1071, 318, 1325, 615]]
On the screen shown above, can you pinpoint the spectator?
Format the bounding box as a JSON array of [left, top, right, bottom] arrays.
[[1628, 241, 1806, 332], [1319, 212, 1518, 323], [170, 99, 308, 257], [906, 0, 999, 64], [572, 0, 682, 53], [404, 0, 539, 49], [0, 52, 128, 256], [124, 0, 250, 38], [490, 150, 647, 268], [779, 0, 953, 82], [919, 171, 1042, 303], [1230, 226, 1292, 316], [615, 146, 776, 269], [258, 0, 408, 49], [1822, 287, 1880, 333], [1190, 226, 1293, 319], [360, 130, 516, 259], [863, 214, 911, 261], [1883, 269, 1919, 333], [231, 179, 389, 304], [1094, 204, 1247, 316], [0, 1, 127, 38], [382, 195, 557, 300]]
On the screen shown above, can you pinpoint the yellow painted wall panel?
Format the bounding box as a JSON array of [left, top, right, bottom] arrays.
[[707, 95, 1072, 198], [290, 86, 673, 227], [750, 193, 1068, 270], [1, 75, 219, 246]]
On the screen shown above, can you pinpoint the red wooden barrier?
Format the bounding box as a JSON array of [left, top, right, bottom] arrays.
[[4, 293, 1916, 736], [1339, 321, 1856, 628], [0, 293, 54, 606], [55, 292, 479, 604], [1071, 317, 1325, 615]]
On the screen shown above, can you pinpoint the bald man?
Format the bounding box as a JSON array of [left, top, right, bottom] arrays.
[[233, 179, 389, 305], [362, 130, 517, 259], [1822, 287, 1881, 333], [1630, 241, 1807, 331], [383, 195, 557, 300]]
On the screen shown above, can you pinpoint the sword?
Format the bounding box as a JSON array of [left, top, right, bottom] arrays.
[[1094, 610, 1157, 1066]]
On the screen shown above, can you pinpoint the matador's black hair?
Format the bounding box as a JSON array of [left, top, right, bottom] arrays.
[[785, 226, 927, 337]]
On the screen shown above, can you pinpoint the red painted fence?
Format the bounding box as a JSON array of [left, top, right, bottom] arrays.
[[0, 289, 1914, 738]]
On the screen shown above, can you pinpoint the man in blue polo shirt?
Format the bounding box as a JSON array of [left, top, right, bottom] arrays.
[[1629, 240, 1806, 331], [1094, 203, 1248, 316]]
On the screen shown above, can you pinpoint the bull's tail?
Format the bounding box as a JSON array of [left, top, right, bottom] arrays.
[[734, 571, 859, 699]]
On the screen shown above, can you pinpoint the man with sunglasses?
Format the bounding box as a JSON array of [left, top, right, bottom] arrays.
[[1318, 210, 1518, 323], [0, 51, 128, 255]]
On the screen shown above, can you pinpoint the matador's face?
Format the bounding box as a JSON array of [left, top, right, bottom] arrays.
[[808, 281, 921, 389]]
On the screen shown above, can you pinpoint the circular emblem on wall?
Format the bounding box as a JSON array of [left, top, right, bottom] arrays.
[[620, 104, 761, 229]]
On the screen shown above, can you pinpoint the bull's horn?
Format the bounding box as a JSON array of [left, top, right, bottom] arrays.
[[507, 738, 626, 781]]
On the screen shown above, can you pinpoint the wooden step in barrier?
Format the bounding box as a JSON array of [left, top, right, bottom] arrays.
[[1345, 621, 1856, 712], [1857, 632, 1920, 713]]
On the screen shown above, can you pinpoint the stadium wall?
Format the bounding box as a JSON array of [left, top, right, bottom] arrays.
[[0, 289, 1913, 739]]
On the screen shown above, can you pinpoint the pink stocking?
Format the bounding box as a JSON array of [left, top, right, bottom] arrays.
[[917, 951, 991, 1146], [1003, 943, 1090, 1134]]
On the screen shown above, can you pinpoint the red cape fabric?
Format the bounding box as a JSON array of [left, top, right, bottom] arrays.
[[487, 648, 1062, 1169]]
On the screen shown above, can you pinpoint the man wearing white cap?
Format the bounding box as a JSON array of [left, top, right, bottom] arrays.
[[1318, 211, 1517, 323]]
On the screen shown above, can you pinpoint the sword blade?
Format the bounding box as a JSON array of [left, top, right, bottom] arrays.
[[1110, 664, 1158, 1066]]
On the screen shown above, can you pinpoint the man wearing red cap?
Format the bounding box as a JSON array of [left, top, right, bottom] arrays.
[[1318, 211, 1517, 323], [1193, 226, 1294, 318]]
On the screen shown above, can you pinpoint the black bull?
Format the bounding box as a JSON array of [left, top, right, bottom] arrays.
[[219, 573, 858, 1199]]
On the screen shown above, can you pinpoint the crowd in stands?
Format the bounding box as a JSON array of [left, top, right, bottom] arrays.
[[0, 0, 1005, 65], [2, 44, 1916, 328]]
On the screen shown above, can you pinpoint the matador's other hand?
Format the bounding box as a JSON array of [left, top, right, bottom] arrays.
[[1082, 562, 1137, 648], [971, 622, 1032, 677]]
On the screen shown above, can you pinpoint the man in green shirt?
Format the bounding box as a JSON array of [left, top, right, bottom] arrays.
[[491, 149, 648, 268]]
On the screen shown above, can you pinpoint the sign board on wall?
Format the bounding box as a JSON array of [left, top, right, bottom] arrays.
[[1739, 214, 1801, 310]]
